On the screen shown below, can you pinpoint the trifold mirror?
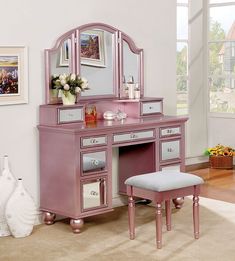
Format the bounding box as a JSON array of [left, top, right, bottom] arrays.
[[45, 23, 144, 104]]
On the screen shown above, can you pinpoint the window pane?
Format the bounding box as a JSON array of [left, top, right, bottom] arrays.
[[177, 6, 188, 39], [177, 42, 188, 75], [209, 6, 235, 41], [210, 0, 235, 4], [177, 0, 188, 3], [209, 76, 235, 112], [177, 77, 188, 115]]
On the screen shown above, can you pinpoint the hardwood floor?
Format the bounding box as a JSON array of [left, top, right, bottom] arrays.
[[190, 167, 235, 204]]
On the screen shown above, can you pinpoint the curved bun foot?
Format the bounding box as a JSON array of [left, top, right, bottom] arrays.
[[172, 197, 184, 209], [44, 212, 56, 225], [70, 218, 84, 233]]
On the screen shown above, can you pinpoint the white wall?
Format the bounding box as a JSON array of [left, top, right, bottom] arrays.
[[0, 0, 177, 206]]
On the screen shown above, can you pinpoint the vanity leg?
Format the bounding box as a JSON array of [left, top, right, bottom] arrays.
[[44, 212, 56, 225], [70, 218, 84, 233], [172, 197, 184, 209]]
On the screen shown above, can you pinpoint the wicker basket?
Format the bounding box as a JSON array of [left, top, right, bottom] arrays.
[[209, 155, 233, 169]]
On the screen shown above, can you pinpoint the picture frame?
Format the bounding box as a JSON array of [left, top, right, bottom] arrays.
[[80, 30, 106, 67], [59, 30, 106, 67], [0, 46, 28, 105]]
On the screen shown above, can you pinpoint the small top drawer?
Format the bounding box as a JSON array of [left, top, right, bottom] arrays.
[[160, 126, 181, 137], [81, 136, 107, 148], [58, 107, 84, 124], [141, 101, 162, 115], [113, 129, 155, 144]]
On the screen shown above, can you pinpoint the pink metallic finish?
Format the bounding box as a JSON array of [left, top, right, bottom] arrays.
[[156, 203, 162, 249], [165, 200, 171, 231], [45, 23, 143, 104], [193, 195, 200, 239], [38, 115, 188, 232], [126, 184, 201, 249], [70, 218, 84, 233], [172, 197, 185, 209], [44, 212, 56, 225], [128, 195, 135, 240]]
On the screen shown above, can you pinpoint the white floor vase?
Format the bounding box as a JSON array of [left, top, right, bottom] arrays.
[[0, 155, 16, 237], [5, 178, 37, 238]]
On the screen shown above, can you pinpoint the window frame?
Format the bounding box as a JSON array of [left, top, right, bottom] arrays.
[[176, 1, 189, 115], [207, 0, 235, 117]]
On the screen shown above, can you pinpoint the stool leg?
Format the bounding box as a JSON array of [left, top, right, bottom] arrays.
[[128, 195, 135, 240], [193, 196, 200, 239], [165, 200, 171, 231], [156, 203, 162, 249]]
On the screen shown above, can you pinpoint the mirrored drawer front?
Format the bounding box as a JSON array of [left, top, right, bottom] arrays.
[[142, 101, 162, 115], [161, 140, 180, 161], [58, 107, 84, 124], [81, 151, 107, 175], [81, 136, 107, 148], [113, 129, 154, 143], [160, 127, 181, 137]]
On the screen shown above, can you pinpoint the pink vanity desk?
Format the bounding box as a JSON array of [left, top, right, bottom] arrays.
[[38, 98, 188, 233], [38, 22, 188, 232]]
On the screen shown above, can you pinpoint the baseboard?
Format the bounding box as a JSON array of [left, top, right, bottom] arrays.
[[185, 161, 209, 172]]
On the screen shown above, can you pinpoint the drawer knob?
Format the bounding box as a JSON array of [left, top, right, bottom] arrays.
[[167, 148, 173, 152], [149, 106, 153, 109], [91, 159, 99, 166], [130, 133, 138, 139], [90, 139, 98, 144], [167, 129, 172, 134]]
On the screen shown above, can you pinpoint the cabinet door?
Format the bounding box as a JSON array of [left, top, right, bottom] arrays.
[[81, 178, 107, 211], [161, 140, 180, 161]]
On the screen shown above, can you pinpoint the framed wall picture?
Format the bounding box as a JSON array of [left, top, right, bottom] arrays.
[[80, 30, 106, 67], [0, 46, 28, 105]]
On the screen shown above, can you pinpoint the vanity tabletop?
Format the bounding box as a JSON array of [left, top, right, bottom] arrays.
[[38, 115, 188, 134]]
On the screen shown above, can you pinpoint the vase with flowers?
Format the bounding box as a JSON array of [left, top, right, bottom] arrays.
[[204, 144, 235, 169], [51, 73, 89, 105]]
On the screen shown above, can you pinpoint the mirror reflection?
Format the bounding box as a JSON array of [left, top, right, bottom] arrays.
[[80, 29, 115, 97], [82, 179, 106, 210], [45, 23, 144, 104], [123, 40, 139, 86], [82, 151, 106, 173]]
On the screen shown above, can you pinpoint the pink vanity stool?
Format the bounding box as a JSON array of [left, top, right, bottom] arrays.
[[125, 171, 204, 249]]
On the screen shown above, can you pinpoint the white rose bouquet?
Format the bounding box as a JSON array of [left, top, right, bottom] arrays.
[[51, 73, 89, 96]]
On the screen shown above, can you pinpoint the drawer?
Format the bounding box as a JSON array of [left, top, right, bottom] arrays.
[[81, 136, 107, 148], [58, 107, 84, 124], [81, 150, 107, 175], [141, 101, 162, 115], [161, 140, 180, 161], [113, 129, 154, 143], [160, 126, 181, 137]]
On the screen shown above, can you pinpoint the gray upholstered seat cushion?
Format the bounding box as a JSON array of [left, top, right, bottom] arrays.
[[125, 171, 204, 192]]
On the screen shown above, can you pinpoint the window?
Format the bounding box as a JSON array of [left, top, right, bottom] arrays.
[[208, 0, 235, 113], [176, 0, 189, 115]]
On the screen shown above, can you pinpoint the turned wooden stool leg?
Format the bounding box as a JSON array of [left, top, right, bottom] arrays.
[[156, 202, 162, 249], [128, 195, 135, 240], [165, 200, 171, 231], [193, 195, 200, 239]]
